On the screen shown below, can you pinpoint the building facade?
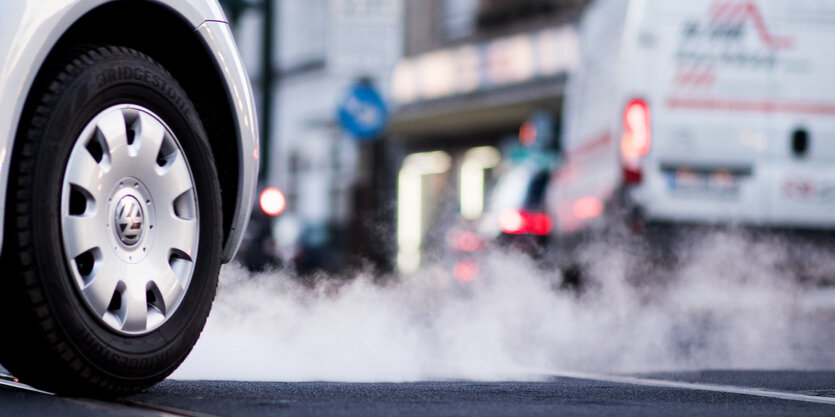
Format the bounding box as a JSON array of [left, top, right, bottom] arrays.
[[388, 0, 586, 274], [227, 0, 404, 272], [223, 0, 586, 275]]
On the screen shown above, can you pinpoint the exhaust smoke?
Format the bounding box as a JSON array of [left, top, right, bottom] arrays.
[[173, 231, 835, 382]]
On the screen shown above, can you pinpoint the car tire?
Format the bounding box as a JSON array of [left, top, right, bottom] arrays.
[[0, 45, 222, 396]]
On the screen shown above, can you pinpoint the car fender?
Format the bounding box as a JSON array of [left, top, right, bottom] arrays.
[[0, 0, 258, 262]]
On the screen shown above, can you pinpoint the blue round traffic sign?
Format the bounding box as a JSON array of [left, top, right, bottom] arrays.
[[337, 82, 388, 141]]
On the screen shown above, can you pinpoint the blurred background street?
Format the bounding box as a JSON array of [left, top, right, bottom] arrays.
[[204, 0, 835, 407], [230, 0, 587, 276], [5, 0, 835, 414]]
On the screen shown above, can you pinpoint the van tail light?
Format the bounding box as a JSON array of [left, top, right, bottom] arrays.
[[498, 209, 553, 236], [621, 99, 651, 184]]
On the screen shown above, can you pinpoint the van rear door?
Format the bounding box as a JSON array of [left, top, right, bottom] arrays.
[[641, 0, 835, 228], [762, 0, 835, 229], [641, 0, 772, 224]]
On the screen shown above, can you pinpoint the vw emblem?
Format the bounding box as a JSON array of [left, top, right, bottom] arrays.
[[114, 195, 144, 246]]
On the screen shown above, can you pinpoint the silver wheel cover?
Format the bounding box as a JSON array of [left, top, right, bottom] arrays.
[[61, 104, 199, 335]]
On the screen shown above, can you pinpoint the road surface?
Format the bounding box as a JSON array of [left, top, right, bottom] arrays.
[[2, 370, 834, 416]]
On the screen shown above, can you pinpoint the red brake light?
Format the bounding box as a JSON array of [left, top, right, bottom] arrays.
[[453, 260, 479, 283], [519, 121, 537, 146], [260, 187, 286, 216], [621, 99, 651, 184], [498, 209, 553, 235], [622, 99, 651, 157], [572, 197, 603, 220], [447, 230, 486, 252]]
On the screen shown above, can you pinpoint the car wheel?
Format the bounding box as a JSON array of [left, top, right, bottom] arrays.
[[0, 46, 222, 396]]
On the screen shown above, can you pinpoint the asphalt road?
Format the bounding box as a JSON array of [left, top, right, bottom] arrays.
[[2, 371, 834, 416]]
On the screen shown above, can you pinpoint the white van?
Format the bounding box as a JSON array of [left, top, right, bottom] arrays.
[[547, 0, 835, 250]]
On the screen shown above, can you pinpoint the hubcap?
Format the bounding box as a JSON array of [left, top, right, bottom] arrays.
[[60, 104, 199, 335]]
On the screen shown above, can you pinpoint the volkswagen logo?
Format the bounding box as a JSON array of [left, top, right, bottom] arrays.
[[114, 195, 144, 246]]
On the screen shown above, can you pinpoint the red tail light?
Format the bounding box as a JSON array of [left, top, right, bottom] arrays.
[[621, 99, 651, 184], [519, 121, 537, 145], [572, 197, 603, 220], [447, 230, 487, 252], [498, 209, 553, 235], [453, 260, 479, 283]]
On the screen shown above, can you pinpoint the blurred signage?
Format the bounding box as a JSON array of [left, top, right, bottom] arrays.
[[337, 81, 389, 140], [391, 25, 578, 104]]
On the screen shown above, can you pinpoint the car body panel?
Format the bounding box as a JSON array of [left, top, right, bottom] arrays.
[[0, 0, 258, 263], [197, 21, 260, 262]]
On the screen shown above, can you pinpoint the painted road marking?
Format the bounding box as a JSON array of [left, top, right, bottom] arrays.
[[534, 368, 835, 406], [0, 377, 216, 417], [0, 377, 53, 395]]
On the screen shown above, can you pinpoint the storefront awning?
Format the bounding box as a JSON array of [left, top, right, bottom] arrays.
[[389, 75, 567, 138], [387, 25, 577, 138]]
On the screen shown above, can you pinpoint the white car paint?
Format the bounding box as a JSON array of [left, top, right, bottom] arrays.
[[548, 0, 835, 235], [0, 0, 258, 262]]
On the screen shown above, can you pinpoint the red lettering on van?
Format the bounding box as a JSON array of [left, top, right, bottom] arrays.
[[710, 1, 793, 50]]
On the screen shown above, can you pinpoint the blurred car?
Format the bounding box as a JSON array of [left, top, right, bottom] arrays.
[[445, 158, 555, 285], [547, 0, 835, 268], [479, 160, 553, 253], [0, 0, 258, 395]]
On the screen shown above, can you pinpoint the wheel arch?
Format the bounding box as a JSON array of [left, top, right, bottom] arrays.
[[9, 1, 244, 260]]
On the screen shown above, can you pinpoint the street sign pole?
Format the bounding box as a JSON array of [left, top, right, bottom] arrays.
[[338, 79, 393, 272]]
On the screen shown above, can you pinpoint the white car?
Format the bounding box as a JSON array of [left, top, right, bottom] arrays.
[[547, 0, 835, 258], [0, 0, 258, 395]]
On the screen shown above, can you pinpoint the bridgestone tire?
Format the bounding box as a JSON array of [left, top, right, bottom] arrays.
[[0, 46, 222, 396]]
